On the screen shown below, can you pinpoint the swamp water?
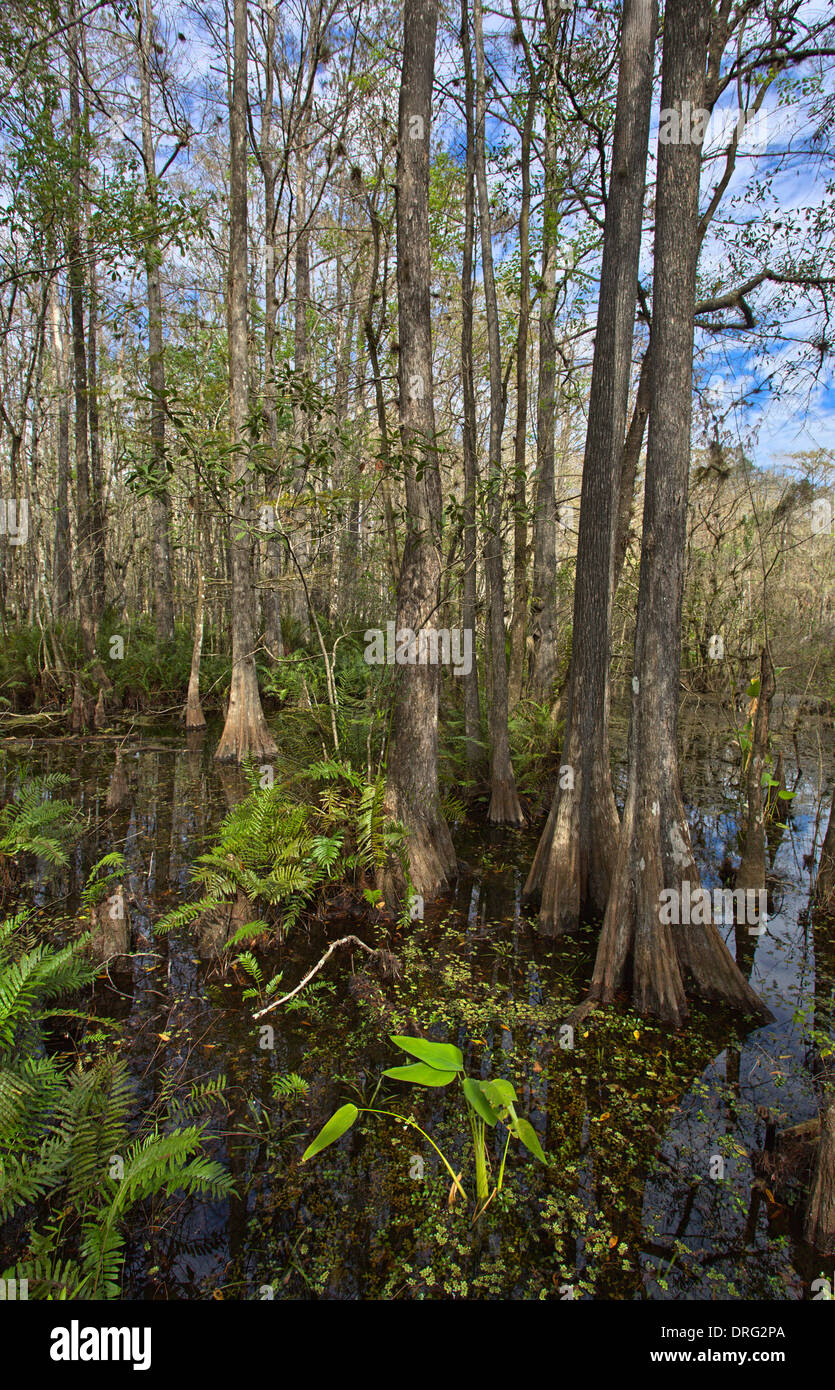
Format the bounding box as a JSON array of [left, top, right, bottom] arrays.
[[4, 701, 835, 1300]]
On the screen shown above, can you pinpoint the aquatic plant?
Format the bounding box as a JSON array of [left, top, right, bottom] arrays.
[[301, 1034, 546, 1215]]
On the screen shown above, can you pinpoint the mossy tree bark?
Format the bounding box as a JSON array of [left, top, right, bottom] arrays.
[[525, 0, 657, 930]]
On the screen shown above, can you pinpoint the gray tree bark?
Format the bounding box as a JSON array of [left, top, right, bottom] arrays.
[[587, 0, 771, 1025], [50, 289, 72, 618], [528, 0, 560, 703], [459, 0, 482, 777], [380, 0, 456, 899], [138, 0, 176, 645], [472, 0, 523, 825]]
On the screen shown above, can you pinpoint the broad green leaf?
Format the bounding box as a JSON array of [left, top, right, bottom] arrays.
[[462, 1077, 499, 1126], [511, 1115, 546, 1164], [383, 1062, 459, 1087], [389, 1034, 464, 1072], [480, 1078, 517, 1110], [301, 1103, 358, 1161]]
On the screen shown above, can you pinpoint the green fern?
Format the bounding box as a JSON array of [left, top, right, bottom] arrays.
[[0, 920, 234, 1298], [155, 762, 410, 946], [0, 774, 83, 902]]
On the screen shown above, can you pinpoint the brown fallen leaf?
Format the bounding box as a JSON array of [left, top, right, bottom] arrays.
[[448, 1173, 463, 1208]]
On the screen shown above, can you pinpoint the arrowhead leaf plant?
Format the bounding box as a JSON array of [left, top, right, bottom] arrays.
[[301, 1034, 546, 1216]]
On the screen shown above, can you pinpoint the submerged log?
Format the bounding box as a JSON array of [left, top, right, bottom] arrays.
[[737, 648, 775, 897], [196, 888, 253, 958], [816, 782, 835, 913], [105, 751, 130, 811], [93, 687, 107, 730], [89, 885, 130, 968], [805, 1092, 835, 1254], [752, 1109, 819, 1197], [70, 679, 87, 734]]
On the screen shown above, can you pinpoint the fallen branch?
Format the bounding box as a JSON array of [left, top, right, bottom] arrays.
[[252, 934, 379, 1020]]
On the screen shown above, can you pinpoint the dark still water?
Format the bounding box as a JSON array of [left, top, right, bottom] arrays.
[[3, 699, 834, 1300]]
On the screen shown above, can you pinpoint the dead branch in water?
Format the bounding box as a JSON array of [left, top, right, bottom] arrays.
[[252, 935, 400, 1020]]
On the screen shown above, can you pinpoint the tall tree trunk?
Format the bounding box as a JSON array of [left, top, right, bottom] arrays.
[[259, 1, 284, 657], [288, 107, 313, 640], [138, 0, 176, 645], [336, 263, 363, 616], [86, 236, 106, 615], [587, 0, 771, 1026], [805, 1090, 835, 1254], [507, 76, 535, 712], [526, 0, 657, 930], [67, 1, 96, 661], [381, 0, 456, 900], [215, 0, 277, 763], [363, 203, 400, 589], [81, 24, 107, 619], [50, 289, 72, 619], [613, 344, 651, 593], [472, 0, 523, 825], [807, 796, 835, 1250], [529, 0, 560, 702], [459, 0, 482, 776], [185, 561, 207, 730]]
